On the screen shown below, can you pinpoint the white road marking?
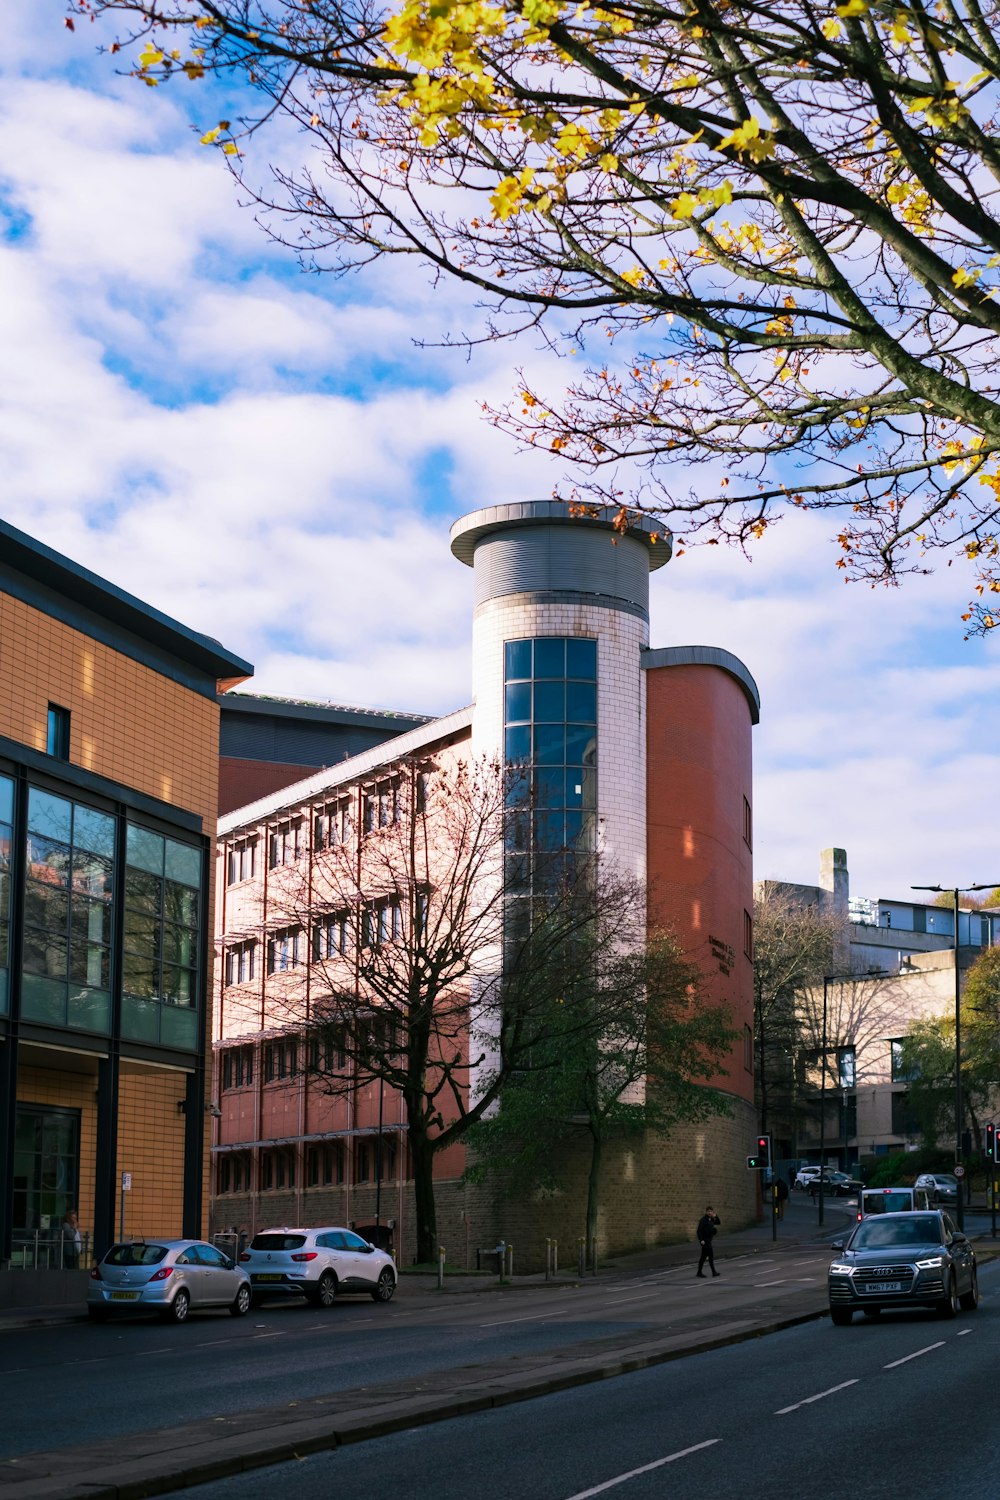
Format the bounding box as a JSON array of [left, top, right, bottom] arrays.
[[958, 1329, 972, 1337], [479, 1309, 569, 1328], [775, 1379, 858, 1415], [758, 1280, 788, 1287], [604, 1294, 659, 1306], [883, 1341, 945, 1369], [562, 1439, 721, 1498]]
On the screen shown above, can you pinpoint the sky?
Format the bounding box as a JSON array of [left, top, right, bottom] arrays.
[[2, 4, 999, 904]]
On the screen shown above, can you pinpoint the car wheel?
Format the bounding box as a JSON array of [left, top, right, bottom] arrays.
[[936, 1274, 959, 1319], [959, 1268, 980, 1312], [87, 1306, 109, 1323], [372, 1268, 396, 1303], [230, 1284, 252, 1318], [310, 1271, 337, 1309], [862, 1307, 882, 1319], [164, 1288, 191, 1324], [830, 1307, 853, 1326]]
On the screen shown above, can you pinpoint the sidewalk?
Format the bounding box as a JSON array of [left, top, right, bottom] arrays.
[[0, 1198, 993, 1500]]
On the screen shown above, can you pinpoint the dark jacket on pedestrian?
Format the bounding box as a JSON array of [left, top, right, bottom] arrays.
[[697, 1211, 720, 1243]]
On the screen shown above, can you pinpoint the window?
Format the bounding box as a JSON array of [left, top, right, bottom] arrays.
[[46, 705, 71, 760], [267, 927, 302, 974], [226, 838, 257, 886], [891, 1091, 921, 1136], [306, 1142, 345, 1187], [837, 1046, 856, 1089], [22, 788, 116, 1034], [360, 898, 401, 951], [363, 779, 400, 835], [218, 1153, 251, 1193], [743, 795, 752, 850], [890, 1038, 919, 1083], [268, 820, 302, 869], [744, 909, 753, 961], [0, 774, 12, 1018], [221, 1046, 254, 1091], [12, 1105, 79, 1235], [744, 1024, 753, 1073], [307, 1028, 347, 1073], [121, 823, 203, 1049], [224, 941, 256, 987], [263, 1038, 298, 1082], [503, 636, 598, 898], [314, 799, 352, 852], [313, 912, 349, 961], [355, 1139, 372, 1182]]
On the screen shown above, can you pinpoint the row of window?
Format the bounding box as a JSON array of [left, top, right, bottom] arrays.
[[224, 898, 429, 988], [216, 1135, 402, 1193], [220, 1030, 366, 1090], [227, 776, 431, 887]]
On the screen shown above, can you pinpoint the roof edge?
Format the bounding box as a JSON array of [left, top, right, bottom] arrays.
[[641, 645, 761, 724]]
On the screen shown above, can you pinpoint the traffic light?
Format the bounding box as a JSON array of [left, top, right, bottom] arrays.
[[987, 1122, 996, 1161], [747, 1134, 771, 1171]]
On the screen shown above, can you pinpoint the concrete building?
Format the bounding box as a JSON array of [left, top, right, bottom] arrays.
[[0, 518, 251, 1298], [762, 850, 1000, 1167], [213, 503, 760, 1265]]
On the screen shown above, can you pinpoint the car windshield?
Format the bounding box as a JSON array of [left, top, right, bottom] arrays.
[[851, 1216, 942, 1249], [250, 1233, 306, 1251], [934, 1175, 958, 1186], [105, 1243, 168, 1266], [863, 1191, 913, 1213]]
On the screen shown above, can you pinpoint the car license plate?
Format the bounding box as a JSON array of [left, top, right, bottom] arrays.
[[862, 1281, 902, 1294], [110, 1290, 140, 1301], [253, 1273, 284, 1282]]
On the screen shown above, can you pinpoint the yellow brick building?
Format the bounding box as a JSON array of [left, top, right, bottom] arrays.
[[0, 518, 250, 1288]]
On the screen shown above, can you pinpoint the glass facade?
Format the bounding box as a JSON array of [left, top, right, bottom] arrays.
[[503, 636, 598, 893], [22, 788, 115, 1032], [12, 1104, 79, 1238], [0, 775, 11, 1016], [122, 825, 202, 1049]]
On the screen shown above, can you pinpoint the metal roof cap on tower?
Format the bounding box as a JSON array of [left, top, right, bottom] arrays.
[[450, 501, 671, 569]]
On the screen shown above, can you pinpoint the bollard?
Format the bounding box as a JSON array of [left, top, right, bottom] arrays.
[[497, 1240, 506, 1283], [438, 1246, 445, 1289], [545, 1238, 551, 1281], [553, 1238, 558, 1277], [507, 1243, 514, 1279]]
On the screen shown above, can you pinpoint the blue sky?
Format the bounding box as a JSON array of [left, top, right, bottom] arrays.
[[3, 3, 1000, 902]]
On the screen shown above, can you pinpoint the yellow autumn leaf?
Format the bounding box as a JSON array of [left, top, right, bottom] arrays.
[[835, 0, 868, 15], [820, 18, 842, 39], [670, 192, 699, 219], [200, 126, 222, 145], [222, 141, 239, 155], [138, 43, 164, 70]]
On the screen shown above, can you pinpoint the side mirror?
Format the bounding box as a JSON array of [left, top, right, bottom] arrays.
[[951, 1232, 967, 1243], [830, 1241, 845, 1251]]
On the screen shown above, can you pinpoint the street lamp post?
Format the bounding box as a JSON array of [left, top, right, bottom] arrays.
[[911, 881, 1000, 1232]]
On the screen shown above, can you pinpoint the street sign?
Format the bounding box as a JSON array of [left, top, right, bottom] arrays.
[[954, 1164, 966, 1178], [121, 1171, 132, 1191]]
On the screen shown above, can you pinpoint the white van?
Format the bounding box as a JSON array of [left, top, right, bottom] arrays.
[[857, 1185, 931, 1222]]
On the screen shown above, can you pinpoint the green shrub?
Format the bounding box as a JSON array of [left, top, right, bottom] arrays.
[[860, 1146, 953, 1188]]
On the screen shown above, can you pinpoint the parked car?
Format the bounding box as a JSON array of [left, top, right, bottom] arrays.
[[794, 1166, 844, 1193], [914, 1172, 960, 1207], [828, 1210, 977, 1324], [240, 1227, 397, 1307], [822, 1171, 864, 1197], [88, 1239, 252, 1323]]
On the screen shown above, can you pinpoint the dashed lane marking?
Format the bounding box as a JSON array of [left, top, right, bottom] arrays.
[[562, 1439, 721, 1499], [775, 1379, 858, 1415], [883, 1341, 945, 1369]]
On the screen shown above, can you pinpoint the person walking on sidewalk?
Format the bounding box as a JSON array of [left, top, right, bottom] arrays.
[[775, 1177, 789, 1220], [696, 1206, 721, 1278]]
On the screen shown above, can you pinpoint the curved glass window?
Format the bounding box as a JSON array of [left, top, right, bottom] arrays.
[[503, 637, 598, 893], [122, 825, 203, 1050]]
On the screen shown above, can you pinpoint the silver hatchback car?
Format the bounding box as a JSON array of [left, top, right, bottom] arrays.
[[240, 1227, 397, 1307], [88, 1239, 252, 1322]]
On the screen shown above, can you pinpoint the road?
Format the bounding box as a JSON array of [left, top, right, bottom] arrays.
[[168, 1257, 1000, 1500], [0, 1236, 846, 1460]]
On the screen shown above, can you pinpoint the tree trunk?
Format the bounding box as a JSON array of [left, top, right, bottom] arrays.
[[585, 1130, 603, 1266], [410, 1133, 438, 1266]]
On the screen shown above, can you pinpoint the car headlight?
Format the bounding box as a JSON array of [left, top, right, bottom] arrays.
[[829, 1263, 853, 1275], [915, 1256, 945, 1269]]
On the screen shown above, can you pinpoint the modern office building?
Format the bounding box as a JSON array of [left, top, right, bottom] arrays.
[[0, 519, 251, 1290], [214, 503, 761, 1265]]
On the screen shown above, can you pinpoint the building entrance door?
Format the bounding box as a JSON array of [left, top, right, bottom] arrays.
[[12, 1105, 80, 1261]]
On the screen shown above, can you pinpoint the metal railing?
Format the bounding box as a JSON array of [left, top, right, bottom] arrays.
[[6, 1231, 92, 1271]]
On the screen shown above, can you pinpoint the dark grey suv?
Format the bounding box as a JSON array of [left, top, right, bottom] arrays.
[[828, 1211, 977, 1325]]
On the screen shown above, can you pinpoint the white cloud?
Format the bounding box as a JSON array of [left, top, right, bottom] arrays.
[[2, 15, 999, 912]]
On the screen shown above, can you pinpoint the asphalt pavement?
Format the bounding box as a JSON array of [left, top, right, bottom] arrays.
[[0, 1192, 995, 1500]]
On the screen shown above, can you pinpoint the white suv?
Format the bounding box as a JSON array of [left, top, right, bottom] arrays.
[[240, 1227, 397, 1308]]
